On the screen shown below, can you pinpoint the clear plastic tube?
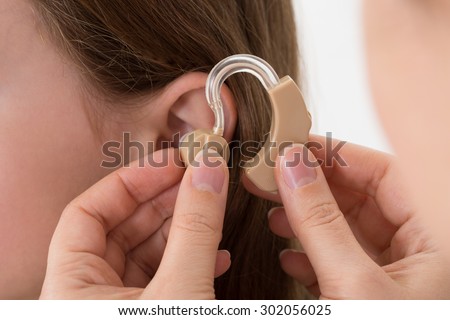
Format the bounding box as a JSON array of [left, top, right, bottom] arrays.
[[206, 54, 281, 136]]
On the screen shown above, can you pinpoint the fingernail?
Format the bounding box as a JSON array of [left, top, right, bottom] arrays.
[[279, 248, 292, 259], [219, 250, 231, 260], [281, 144, 317, 189], [268, 207, 283, 219], [191, 148, 225, 194]]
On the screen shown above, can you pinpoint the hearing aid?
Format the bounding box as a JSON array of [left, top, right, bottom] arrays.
[[179, 54, 311, 193]]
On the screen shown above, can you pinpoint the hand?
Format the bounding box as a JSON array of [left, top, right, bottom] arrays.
[[246, 135, 450, 299], [40, 148, 230, 299]]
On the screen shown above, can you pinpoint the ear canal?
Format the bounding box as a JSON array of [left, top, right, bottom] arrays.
[[179, 129, 230, 166]]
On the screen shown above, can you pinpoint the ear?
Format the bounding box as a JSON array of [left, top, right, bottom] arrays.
[[155, 72, 237, 146]]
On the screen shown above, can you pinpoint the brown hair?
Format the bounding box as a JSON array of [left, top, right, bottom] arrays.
[[36, 0, 305, 299]]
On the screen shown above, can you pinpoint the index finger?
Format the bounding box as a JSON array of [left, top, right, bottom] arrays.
[[50, 148, 185, 257], [147, 150, 229, 298], [308, 134, 392, 197], [244, 135, 412, 226], [242, 135, 393, 201], [309, 134, 413, 226]]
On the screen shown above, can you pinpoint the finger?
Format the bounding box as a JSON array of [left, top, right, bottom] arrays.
[[268, 207, 295, 239], [243, 134, 391, 202], [280, 249, 321, 298], [280, 249, 317, 287], [267, 184, 398, 259], [308, 134, 413, 226], [104, 184, 179, 277], [215, 250, 231, 278], [107, 183, 179, 255], [268, 183, 398, 258], [243, 135, 393, 205], [122, 217, 172, 287], [269, 194, 394, 262], [124, 203, 233, 285], [119, 257, 152, 289], [275, 144, 377, 280], [245, 135, 411, 227], [308, 134, 391, 193], [50, 148, 184, 258], [124, 226, 230, 287], [326, 184, 398, 256], [306, 283, 321, 298], [149, 149, 229, 297], [243, 135, 398, 210]]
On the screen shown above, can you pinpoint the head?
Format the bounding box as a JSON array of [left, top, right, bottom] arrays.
[[0, 0, 301, 298], [364, 0, 450, 246]]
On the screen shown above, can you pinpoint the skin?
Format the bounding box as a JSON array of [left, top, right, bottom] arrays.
[[363, 0, 450, 244], [249, 0, 450, 298], [1, 0, 236, 299], [0, 0, 110, 298], [241, 0, 450, 298], [40, 149, 230, 299], [5, 0, 450, 299], [266, 141, 450, 299]]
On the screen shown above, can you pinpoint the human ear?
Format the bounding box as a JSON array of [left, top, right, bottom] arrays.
[[99, 72, 236, 167], [157, 72, 237, 147]]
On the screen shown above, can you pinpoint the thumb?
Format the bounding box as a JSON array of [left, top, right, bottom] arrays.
[[146, 149, 228, 299], [275, 144, 373, 281]]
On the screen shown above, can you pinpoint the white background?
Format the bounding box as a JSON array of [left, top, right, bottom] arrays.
[[293, 0, 392, 152], [2, 300, 446, 319]]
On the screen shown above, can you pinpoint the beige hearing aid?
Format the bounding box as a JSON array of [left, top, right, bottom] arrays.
[[179, 54, 311, 193], [179, 129, 230, 165]]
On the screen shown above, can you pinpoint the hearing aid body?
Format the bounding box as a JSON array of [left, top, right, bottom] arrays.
[[245, 75, 311, 193], [179, 129, 230, 164], [179, 54, 311, 193]]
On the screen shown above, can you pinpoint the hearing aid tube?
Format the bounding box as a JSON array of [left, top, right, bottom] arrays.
[[205, 54, 312, 193]]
